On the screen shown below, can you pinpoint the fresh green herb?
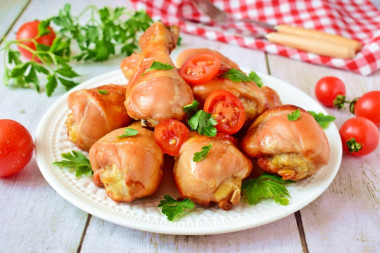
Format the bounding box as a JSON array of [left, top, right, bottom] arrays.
[[188, 110, 217, 137], [287, 108, 301, 121], [308, 111, 336, 129], [142, 61, 174, 76], [193, 143, 212, 162], [117, 128, 138, 138], [53, 150, 92, 177], [220, 68, 263, 87], [158, 195, 195, 221], [220, 68, 250, 82], [242, 173, 293, 205], [183, 100, 199, 118], [177, 36, 182, 46], [248, 71, 263, 88], [346, 138, 362, 153], [98, 89, 108, 94]]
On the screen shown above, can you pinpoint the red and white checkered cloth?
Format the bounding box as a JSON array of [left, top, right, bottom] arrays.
[[131, 0, 380, 76]]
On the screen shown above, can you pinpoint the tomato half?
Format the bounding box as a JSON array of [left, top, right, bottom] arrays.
[[16, 20, 56, 61], [315, 76, 346, 108], [339, 117, 379, 157], [354, 91, 380, 127], [204, 90, 245, 134], [0, 119, 34, 177], [154, 119, 189, 156], [179, 53, 220, 85]]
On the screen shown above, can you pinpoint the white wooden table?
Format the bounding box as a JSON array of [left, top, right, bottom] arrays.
[[1, 0, 379, 252]]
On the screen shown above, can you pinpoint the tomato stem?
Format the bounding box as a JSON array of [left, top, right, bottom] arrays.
[[346, 138, 362, 153]]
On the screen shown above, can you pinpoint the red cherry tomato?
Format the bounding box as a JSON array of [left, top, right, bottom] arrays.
[[154, 119, 189, 156], [204, 90, 246, 135], [179, 53, 220, 85], [315, 76, 346, 107], [354, 91, 380, 127], [0, 119, 34, 177], [16, 20, 56, 61], [339, 117, 379, 157]]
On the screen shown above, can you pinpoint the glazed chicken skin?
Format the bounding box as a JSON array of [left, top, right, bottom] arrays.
[[174, 132, 252, 210], [124, 22, 194, 126], [120, 52, 141, 80], [261, 86, 282, 109], [66, 84, 131, 151], [176, 48, 267, 125], [241, 105, 330, 181], [89, 122, 164, 202]]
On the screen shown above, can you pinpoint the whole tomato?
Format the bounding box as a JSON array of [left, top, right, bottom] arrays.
[[339, 117, 379, 157], [0, 119, 34, 177], [16, 20, 56, 61], [353, 91, 380, 127], [315, 76, 346, 108]]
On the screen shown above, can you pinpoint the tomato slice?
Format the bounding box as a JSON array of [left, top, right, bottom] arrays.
[[204, 90, 246, 135], [179, 53, 220, 85], [154, 119, 189, 156]]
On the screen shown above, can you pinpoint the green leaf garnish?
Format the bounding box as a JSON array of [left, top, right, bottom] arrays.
[[117, 128, 138, 138], [53, 151, 93, 177], [242, 173, 293, 205], [220, 68, 251, 82], [158, 195, 195, 221], [98, 89, 108, 95], [287, 108, 301, 121], [193, 143, 212, 162], [142, 61, 174, 76], [248, 71, 263, 88], [308, 111, 336, 129], [183, 100, 199, 118], [188, 110, 217, 137]]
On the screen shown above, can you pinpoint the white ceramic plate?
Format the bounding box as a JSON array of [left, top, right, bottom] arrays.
[[35, 70, 342, 235]]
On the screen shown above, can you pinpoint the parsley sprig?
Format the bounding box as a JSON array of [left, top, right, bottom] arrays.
[[220, 68, 263, 87], [308, 111, 336, 129], [193, 143, 212, 162], [53, 150, 93, 177], [142, 61, 173, 76], [287, 108, 301, 121], [117, 128, 138, 138], [158, 195, 195, 221], [242, 173, 293, 205], [183, 100, 217, 137]]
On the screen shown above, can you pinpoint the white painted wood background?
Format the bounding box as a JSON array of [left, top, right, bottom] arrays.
[[0, 0, 379, 252]]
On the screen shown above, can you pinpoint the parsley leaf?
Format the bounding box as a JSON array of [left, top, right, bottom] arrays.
[[117, 128, 138, 138], [142, 61, 174, 76], [158, 195, 195, 221], [308, 111, 336, 129], [98, 89, 108, 95], [193, 143, 212, 162], [183, 100, 199, 118], [220, 68, 251, 82], [248, 71, 263, 88], [53, 151, 93, 177], [242, 173, 293, 205], [287, 108, 301, 121], [188, 110, 217, 137]]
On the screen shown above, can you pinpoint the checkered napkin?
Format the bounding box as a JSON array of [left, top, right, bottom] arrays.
[[131, 0, 380, 76]]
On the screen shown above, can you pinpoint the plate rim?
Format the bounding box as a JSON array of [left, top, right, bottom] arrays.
[[35, 69, 342, 235]]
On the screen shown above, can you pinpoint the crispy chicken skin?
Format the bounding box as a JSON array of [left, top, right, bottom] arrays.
[[261, 86, 282, 109], [120, 52, 141, 80], [124, 22, 194, 125], [89, 122, 164, 202], [174, 132, 252, 210], [66, 84, 132, 151], [241, 105, 330, 181], [176, 48, 267, 125]]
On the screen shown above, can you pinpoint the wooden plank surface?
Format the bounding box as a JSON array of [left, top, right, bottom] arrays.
[[267, 54, 380, 253], [0, 0, 30, 40]]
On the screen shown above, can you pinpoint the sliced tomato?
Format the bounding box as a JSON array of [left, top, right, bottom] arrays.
[[179, 53, 220, 85], [204, 90, 245, 135], [154, 119, 189, 156]]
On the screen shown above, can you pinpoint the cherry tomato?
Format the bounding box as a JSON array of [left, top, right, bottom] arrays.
[[204, 90, 245, 135], [154, 119, 189, 156], [315, 76, 346, 107], [354, 91, 380, 127], [179, 53, 220, 85], [16, 20, 56, 61], [0, 119, 34, 177], [339, 117, 379, 157]]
